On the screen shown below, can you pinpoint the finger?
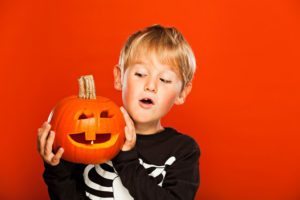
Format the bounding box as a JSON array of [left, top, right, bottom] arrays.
[[125, 126, 133, 141], [37, 128, 42, 152], [122, 126, 136, 151], [38, 122, 50, 141], [120, 107, 134, 128], [51, 147, 64, 165], [121, 107, 136, 137], [44, 130, 55, 156], [121, 111, 135, 142], [42, 121, 50, 130], [125, 126, 136, 145], [38, 122, 51, 155]]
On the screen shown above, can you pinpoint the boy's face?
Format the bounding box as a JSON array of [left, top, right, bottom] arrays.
[[114, 53, 192, 125]]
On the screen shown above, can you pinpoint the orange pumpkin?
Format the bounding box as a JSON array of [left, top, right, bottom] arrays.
[[48, 75, 125, 164]]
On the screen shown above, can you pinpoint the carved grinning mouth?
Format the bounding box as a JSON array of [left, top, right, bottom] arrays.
[[69, 132, 111, 145]]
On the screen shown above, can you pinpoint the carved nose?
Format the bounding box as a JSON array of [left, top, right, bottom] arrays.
[[77, 117, 96, 140], [85, 129, 96, 141]]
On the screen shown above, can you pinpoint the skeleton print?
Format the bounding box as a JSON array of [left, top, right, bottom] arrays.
[[84, 157, 176, 200]]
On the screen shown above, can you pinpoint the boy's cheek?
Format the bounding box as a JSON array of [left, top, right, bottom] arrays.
[[158, 91, 178, 109], [122, 87, 137, 110]]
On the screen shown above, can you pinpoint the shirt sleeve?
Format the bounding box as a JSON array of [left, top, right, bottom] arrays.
[[43, 159, 88, 200], [112, 140, 200, 200]]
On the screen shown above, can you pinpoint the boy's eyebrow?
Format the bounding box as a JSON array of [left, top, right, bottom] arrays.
[[131, 60, 147, 65], [131, 60, 178, 75]]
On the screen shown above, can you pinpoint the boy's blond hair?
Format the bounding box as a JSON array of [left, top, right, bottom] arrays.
[[118, 24, 196, 88]]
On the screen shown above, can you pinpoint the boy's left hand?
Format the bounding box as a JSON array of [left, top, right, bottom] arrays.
[[120, 106, 136, 151]]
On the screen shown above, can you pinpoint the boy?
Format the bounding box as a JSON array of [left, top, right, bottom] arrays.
[[38, 24, 200, 200]]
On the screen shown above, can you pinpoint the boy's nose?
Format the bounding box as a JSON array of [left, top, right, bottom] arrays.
[[144, 79, 157, 93]]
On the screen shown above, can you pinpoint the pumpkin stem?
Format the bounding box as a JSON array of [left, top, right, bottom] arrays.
[[78, 75, 96, 99]]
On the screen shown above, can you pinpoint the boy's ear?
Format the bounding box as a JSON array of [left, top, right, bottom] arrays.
[[175, 82, 192, 105], [113, 65, 122, 91]]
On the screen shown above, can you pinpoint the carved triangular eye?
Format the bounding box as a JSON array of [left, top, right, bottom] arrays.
[[100, 111, 108, 118], [100, 111, 112, 118], [78, 113, 94, 120]]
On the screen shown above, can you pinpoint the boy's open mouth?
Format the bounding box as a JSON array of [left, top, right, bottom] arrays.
[[139, 98, 154, 105]]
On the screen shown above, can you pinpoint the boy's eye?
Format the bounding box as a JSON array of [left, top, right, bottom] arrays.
[[134, 72, 145, 77], [160, 78, 172, 84]]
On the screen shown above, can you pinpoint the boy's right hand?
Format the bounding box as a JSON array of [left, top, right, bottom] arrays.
[[37, 121, 64, 166]]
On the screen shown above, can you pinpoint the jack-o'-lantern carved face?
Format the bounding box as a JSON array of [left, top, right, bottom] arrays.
[[70, 109, 113, 145], [48, 75, 125, 164]]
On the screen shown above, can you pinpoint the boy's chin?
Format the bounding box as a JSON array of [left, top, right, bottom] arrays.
[[129, 108, 164, 125], [131, 114, 158, 125], [133, 117, 154, 124]]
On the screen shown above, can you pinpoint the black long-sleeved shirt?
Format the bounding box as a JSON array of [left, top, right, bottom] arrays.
[[43, 127, 201, 200]]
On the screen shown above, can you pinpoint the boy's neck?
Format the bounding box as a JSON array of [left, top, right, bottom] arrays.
[[134, 120, 164, 135]]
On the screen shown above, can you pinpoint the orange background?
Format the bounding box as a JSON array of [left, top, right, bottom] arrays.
[[0, 0, 299, 199]]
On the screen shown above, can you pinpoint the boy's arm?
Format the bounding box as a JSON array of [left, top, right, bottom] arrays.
[[43, 159, 88, 200], [112, 140, 200, 200], [38, 122, 87, 200]]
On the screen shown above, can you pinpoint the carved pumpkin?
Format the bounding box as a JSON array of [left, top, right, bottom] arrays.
[[48, 75, 125, 164]]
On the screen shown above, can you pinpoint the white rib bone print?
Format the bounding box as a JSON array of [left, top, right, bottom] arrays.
[[84, 157, 176, 199]]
